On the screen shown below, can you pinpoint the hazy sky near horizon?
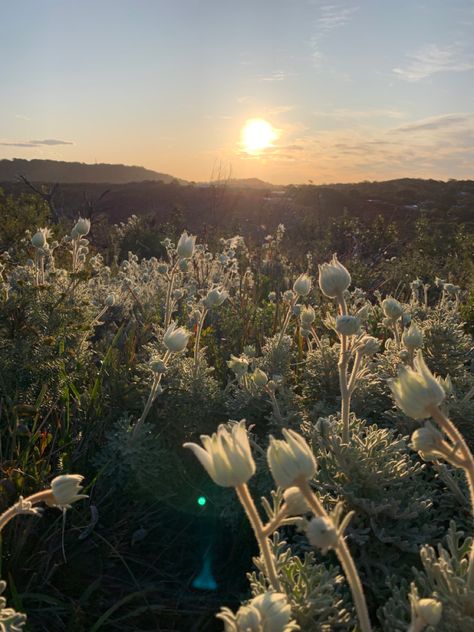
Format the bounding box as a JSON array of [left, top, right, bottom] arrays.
[[1, 0, 473, 184]]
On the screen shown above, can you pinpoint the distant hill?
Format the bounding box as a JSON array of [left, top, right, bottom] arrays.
[[226, 178, 275, 189], [0, 158, 185, 184]]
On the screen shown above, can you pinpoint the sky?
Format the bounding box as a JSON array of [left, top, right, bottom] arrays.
[[1, 0, 473, 184]]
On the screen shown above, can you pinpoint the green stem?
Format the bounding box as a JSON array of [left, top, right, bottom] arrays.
[[193, 308, 208, 375], [235, 484, 281, 592], [337, 293, 351, 443]]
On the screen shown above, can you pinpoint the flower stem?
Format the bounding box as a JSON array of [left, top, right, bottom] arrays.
[[235, 483, 282, 592], [296, 478, 372, 632], [336, 293, 351, 443], [428, 405, 474, 589], [193, 308, 208, 376]]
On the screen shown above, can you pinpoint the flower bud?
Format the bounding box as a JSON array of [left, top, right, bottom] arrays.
[[335, 315, 359, 337], [306, 516, 338, 551], [178, 258, 189, 272], [176, 231, 196, 259], [31, 230, 47, 249], [402, 322, 423, 351], [382, 297, 403, 320], [293, 273, 312, 297], [252, 368, 268, 388], [163, 322, 190, 353], [267, 429, 317, 489], [389, 351, 445, 420], [72, 217, 91, 238], [415, 598, 443, 627], [300, 305, 316, 327], [410, 422, 444, 459], [173, 288, 184, 300], [359, 335, 380, 356], [268, 291, 277, 303], [283, 486, 310, 516], [157, 263, 169, 274], [150, 359, 167, 374], [318, 254, 351, 298], [105, 293, 115, 307], [184, 420, 255, 487], [283, 289, 296, 302]]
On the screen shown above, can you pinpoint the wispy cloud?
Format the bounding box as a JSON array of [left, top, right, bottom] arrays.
[[0, 138, 74, 147], [15, 114, 31, 121], [309, 3, 359, 66], [393, 44, 474, 81], [394, 113, 474, 133], [258, 71, 291, 82], [316, 4, 360, 33]]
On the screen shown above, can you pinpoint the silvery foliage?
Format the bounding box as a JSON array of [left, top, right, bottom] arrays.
[[0, 580, 26, 631], [381, 523, 474, 631]]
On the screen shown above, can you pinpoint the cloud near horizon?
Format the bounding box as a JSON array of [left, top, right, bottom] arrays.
[[0, 138, 74, 148]]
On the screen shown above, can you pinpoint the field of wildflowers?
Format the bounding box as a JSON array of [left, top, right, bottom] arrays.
[[0, 214, 473, 631]]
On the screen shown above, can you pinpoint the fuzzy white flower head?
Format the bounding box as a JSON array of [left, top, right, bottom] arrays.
[[388, 351, 445, 420], [72, 217, 91, 238], [204, 287, 228, 308], [283, 486, 310, 516], [414, 598, 443, 627], [293, 273, 312, 297], [402, 322, 423, 351], [163, 322, 190, 353], [267, 429, 317, 489], [183, 420, 255, 487], [382, 297, 403, 320], [176, 231, 196, 259], [300, 305, 316, 327], [227, 354, 249, 377], [306, 516, 338, 552], [31, 228, 50, 249], [318, 254, 351, 298], [218, 592, 296, 632], [335, 315, 359, 337], [47, 475, 87, 509], [250, 593, 294, 632], [252, 368, 268, 388]]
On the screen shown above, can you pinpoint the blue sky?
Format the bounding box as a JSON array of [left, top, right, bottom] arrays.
[[1, 0, 473, 183]]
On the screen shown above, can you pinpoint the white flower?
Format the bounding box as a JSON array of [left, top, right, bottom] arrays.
[[300, 305, 316, 327], [267, 429, 317, 489], [402, 322, 423, 350], [414, 598, 443, 626], [252, 368, 268, 388], [72, 217, 91, 238], [388, 351, 445, 420], [204, 287, 228, 308], [335, 315, 359, 337], [293, 273, 312, 297], [318, 254, 351, 298], [283, 486, 310, 516], [183, 420, 255, 487], [48, 475, 87, 509], [306, 516, 338, 552], [218, 592, 296, 632], [227, 354, 249, 377], [382, 297, 403, 320], [163, 322, 190, 353], [250, 593, 293, 632], [176, 231, 196, 259]]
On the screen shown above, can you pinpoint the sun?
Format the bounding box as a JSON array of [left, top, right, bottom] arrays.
[[241, 118, 278, 155]]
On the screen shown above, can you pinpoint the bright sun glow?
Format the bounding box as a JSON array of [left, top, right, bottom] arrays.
[[241, 118, 278, 154]]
